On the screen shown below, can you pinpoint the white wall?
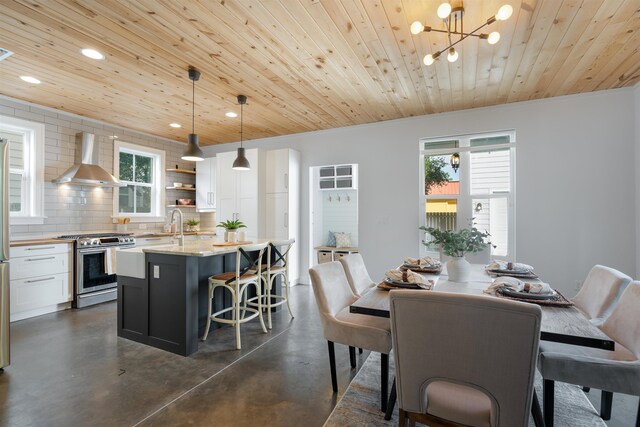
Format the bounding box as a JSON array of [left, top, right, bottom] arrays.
[[321, 189, 358, 247], [207, 88, 637, 296]]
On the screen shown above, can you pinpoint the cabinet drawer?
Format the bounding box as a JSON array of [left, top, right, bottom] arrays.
[[11, 252, 70, 280], [10, 243, 70, 259], [10, 272, 71, 315], [317, 250, 333, 264], [137, 236, 173, 246]]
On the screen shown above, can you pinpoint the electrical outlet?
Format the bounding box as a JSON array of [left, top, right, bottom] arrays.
[[153, 265, 160, 279], [139, 223, 147, 230]]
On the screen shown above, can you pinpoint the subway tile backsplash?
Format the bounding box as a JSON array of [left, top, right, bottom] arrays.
[[1, 96, 203, 240]]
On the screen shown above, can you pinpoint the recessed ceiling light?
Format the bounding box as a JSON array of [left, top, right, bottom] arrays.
[[19, 76, 41, 84], [225, 112, 238, 118], [169, 123, 181, 128], [81, 48, 105, 60]]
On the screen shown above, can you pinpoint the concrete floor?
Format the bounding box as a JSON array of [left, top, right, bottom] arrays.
[[0, 285, 637, 426]]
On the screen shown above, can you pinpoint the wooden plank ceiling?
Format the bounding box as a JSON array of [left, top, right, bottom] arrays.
[[0, 0, 638, 145]]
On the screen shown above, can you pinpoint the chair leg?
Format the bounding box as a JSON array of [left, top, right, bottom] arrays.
[[267, 276, 273, 330], [600, 390, 613, 420], [384, 377, 397, 421], [201, 284, 213, 341], [381, 353, 389, 413], [636, 397, 640, 427], [582, 386, 590, 392], [359, 348, 363, 354], [544, 379, 555, 427], [531, 390, 544, 427], [349, 346, 356, 368], [234, 288, 241, 350], [255, 281, 267, 333], [399, 408, 407, 427], [327, 341, 337, 393], [284, 273, 294, 318]]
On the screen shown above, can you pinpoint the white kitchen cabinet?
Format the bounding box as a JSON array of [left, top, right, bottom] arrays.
[[318, 164, 358, 190], [216, 149, 263, 239], [196, 156, 217, 211], [265, 148, 300, 285], [9, 243, 73, 322]]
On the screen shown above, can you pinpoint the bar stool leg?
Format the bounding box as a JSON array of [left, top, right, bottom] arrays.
[[234, 286, 241, 350], [267, 275, 274, 330], [202, 283, 213, 341], [284, 272, 294, 318], [256, 280, 267, 333]]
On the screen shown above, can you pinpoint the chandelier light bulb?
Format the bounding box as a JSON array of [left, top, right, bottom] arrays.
[[410, 21, 425, 35], [496, 4, 513, 21], [423, 54, 435, 66], [488, 31, 501, 44], [437, 2, 452, 19], [447, 48, 458, 63]]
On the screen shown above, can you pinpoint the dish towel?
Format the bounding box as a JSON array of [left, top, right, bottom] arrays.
[[106, 247, 118, 275], [386, 269, 429, 284], [486, 260, 534, 272], [403, 256, 441, 267], [485, 276, 551, 295]]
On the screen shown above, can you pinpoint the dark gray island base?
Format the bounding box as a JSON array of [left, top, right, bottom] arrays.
[[117, 241, 279, 356]]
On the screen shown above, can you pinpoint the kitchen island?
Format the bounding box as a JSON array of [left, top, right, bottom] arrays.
[[117, 239, 280, 356]]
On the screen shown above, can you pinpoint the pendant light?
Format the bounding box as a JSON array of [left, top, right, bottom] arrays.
[[232, 95, 250, 171], [181, 67, 205, 162]]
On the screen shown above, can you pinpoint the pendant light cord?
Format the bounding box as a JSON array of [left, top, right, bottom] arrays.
[[240, 102, 244, 148], [192, 77, 195, 134]]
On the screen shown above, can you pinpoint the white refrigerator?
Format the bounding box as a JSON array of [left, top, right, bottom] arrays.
[[0, 138, 9, 371]]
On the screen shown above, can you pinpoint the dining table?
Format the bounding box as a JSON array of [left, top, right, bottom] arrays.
[[349, 264, 615, 425]]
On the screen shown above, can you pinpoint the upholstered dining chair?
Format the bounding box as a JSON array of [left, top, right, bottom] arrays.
[[538, 281, 640, 427], [202, 242, 268, 350], [571, 264, 631, 326], [309, 261, 392, 411], [338, 253, 377, 297], [389, 290, 542, 427]]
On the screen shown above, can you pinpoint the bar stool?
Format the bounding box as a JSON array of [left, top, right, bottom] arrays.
[[262, 239, 295, 329], [202, 242, 268, 350]]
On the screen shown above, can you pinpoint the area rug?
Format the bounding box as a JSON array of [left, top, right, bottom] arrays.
[[324, 352, 606, 427]]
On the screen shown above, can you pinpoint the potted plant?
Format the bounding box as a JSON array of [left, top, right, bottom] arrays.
[[217, 219, 247, 242], [185, 218, 200, 232], [419, 224, 493, 282]]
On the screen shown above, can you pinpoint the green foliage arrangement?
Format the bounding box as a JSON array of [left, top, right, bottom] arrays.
[[420, 224, 493, 258], [185, 218, 200, 227], [217, 219, 247, 230]]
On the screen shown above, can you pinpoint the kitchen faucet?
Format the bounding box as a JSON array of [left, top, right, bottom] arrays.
[[170, 208, 184, 246]]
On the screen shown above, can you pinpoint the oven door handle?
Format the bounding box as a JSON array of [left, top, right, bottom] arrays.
[[78, 248, 108, 254]]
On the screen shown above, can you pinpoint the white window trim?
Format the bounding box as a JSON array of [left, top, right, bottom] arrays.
[[418, 130, 516, 260], [0, 115, 45, 225], [112, 140, 165, 223]]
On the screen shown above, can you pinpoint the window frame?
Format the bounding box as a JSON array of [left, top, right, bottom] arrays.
[[112, 140, 165, 222], [419, 130, 516, 260], [0, 115, 45, 225]]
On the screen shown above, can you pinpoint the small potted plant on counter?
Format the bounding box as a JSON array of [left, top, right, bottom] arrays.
[[419, 223, 493, 282], [185, 218, 200, 232], [217, 219, 247, 242]]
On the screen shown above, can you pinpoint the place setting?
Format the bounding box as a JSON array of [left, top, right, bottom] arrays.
[[378, 268, 435, 291], [485, 260, 538, 279], [398, 256, 442, 274], [484, 276, 573, 307]]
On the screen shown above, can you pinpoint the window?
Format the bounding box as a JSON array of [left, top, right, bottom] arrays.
[[113, 141, 165, 221], [0, 115, 45, 224], [420, 131, 515, 259]]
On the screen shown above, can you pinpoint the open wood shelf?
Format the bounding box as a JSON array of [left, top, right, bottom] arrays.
[[166, 204, 197, 208], [166, 168, 196, 175], [166, 186, 196, 191]]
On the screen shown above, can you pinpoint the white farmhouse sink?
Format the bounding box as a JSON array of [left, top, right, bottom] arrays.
[[117, 248, 147, 279]]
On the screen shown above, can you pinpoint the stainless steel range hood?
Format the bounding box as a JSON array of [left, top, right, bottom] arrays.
[[52, 132, 124, 187]]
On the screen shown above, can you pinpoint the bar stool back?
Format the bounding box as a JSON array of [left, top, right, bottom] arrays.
[[202, 242, 268, 349]]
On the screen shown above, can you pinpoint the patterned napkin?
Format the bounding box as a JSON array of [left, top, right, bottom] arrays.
[[486, 260, 534, 272], [386, 269, 429, 284], [403, 256, 441, 267], [484, 276, 551, 295]]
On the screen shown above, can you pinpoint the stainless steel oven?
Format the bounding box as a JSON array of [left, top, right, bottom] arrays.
[[58, 233, 135, 308]]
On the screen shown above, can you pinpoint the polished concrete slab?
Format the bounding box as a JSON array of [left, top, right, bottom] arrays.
[[0, 285, 636, 426]]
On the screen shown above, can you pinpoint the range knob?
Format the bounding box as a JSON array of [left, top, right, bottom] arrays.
[[80, 241, 87, 246]]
